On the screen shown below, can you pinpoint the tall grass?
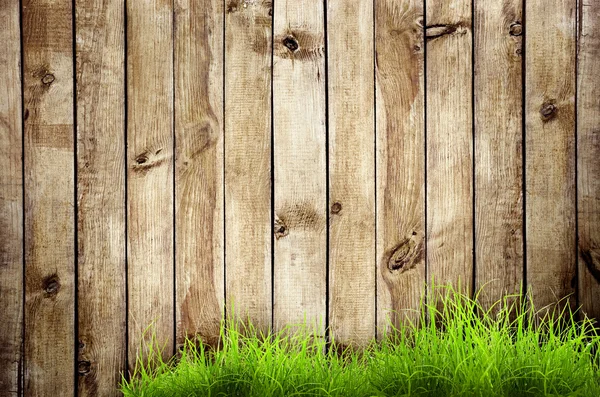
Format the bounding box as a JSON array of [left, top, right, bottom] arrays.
[[121, 285, 600, 396]]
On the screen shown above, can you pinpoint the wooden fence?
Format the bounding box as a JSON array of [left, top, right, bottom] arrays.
[[1, 0, 599, 396]]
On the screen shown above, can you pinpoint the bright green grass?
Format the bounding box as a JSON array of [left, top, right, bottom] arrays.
[[121, 285, 600, 397]]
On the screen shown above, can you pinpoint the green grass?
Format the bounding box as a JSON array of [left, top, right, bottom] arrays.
[[121, 285, 600, 397]]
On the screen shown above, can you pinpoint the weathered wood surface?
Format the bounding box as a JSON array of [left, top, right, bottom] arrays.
[[328, 0, 375, 347], [375, 0, 425, 335], [474, 0, 524, 308], [425, 0, 473, 294], [0, 1, 23, 395], [3, 2, 600, 395], [578, 0, 600, 321], [224, 0, 272, 332], [75, 0, 126, 395], [126, 0, 174, 365], [525, 0, 576, 311], [22, 0, 75, 395], [273, 0, 327, 334], [175, 0, 225, 349]]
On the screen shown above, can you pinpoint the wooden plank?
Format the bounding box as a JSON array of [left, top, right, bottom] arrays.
[[525, 0, 576, 311], [22, 0, 75, 395], [224, 0, 272, 332], [0, 0, 23, 394], [75, 0, 126, 394], [127, 0, 174, 365], [273, 0, 327, 334], [328, 0, 375, 347], [175, 0, 225, 348], [375, 0, 425, 336], [577, 0, 600, 321], [425, 0, 473, 294], [473, 0, 524, 308]]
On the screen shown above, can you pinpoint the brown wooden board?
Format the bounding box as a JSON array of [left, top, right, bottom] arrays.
[[273, 0, 327, 335], [375, 0, 426, 336], [75, 0, 126, 394], [473, 0, 524, 309], [328, 0, 375, 347], [0, 0, 23, 394], [126, 0, 174, 367], [175, 0, 225, 348], [577, 0, 600, 321], [22, 0, 76, 395], [425, 0, 473, 295], [525, 0, 576, 311], [224, 0, 272, 332]]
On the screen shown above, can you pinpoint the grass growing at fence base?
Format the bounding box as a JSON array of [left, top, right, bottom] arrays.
[[121, 286, 600, 397]]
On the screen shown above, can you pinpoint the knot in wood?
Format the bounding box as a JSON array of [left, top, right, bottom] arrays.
[[331, 202, 342, 214], [509, 22, 522, 36], [283, 36, 299, 52], [78, 360, 91, 375], [540, 102, 557, 121], [42, 275, 60, 296], [42, 74, 55, 85], [274, 218, 288, 239], [135, 155, 148, 164]]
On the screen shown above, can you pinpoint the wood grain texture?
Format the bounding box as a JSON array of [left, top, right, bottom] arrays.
[[577, 0, 600, 321], [525, 0, 576, 310], [75, 0, 126, 394], [425, 0, 473, 294], [328, 0, 375, 347], [0, 1, 23, 395], [375, 0, 425, 336], [224, 0, 272, 332], [474, 0, 523, 308], [127, 0, 174, 366], [22, 0, 75, 395], [273, 0, 327, 334], [175, 0, 225, 348]]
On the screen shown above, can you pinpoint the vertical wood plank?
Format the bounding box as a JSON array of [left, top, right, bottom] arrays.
[[474, 1, 524, 308], [526, 0, 576, 310], [375, 0, 425, 335], [425, 0, 473, 294], [224, 0, 272, 331], [0, 0, 23, 394], [22, 0, 75, 395], [577, 0, 600, 321], [328, 0, 375, 347], [127, 0, 174, 364], [75, 0, 126, 394], [273, 0, 327, 334], [175, 0, 225, 347]]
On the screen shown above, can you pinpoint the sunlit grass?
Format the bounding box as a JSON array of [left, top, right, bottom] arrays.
[[121, 285, 600, 396]]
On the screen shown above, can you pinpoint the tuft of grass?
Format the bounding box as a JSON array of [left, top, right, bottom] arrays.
[[121, 285, 600, 397]]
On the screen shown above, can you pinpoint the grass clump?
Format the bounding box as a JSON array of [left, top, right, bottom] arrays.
[[121, 285, 600, 396]]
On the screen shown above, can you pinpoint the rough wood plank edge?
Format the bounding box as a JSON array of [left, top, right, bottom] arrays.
[[525, 0, 577, 313], [22, 0, 76, 395], [425, 0, 474, 298], [273, 0, 327, 336], [175, 0, 225, 348], [0, 0, 24, 395], [375, 0, 426, 337], [224, 0, 273, 334], [328, 0, 375, 348], [75, 0, 127, 394], [577, 0, 600, 322], [474, 0, 524, 310], [126, 0, 174, 369]]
